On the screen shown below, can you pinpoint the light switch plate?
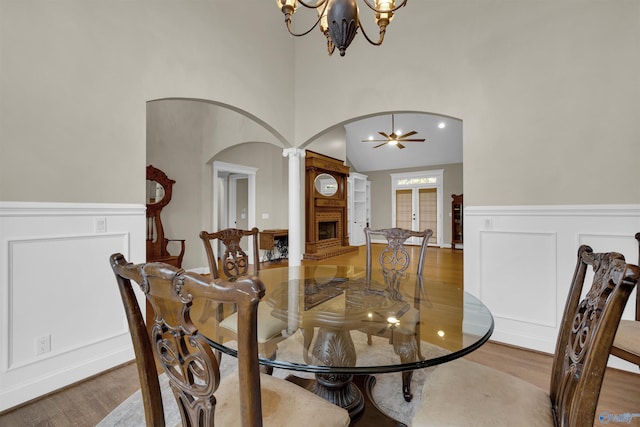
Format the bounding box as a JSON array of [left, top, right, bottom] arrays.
[[95, 216, 107, 233]]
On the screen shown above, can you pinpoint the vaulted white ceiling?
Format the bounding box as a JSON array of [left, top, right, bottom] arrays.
[[345, 113, 463, 172]]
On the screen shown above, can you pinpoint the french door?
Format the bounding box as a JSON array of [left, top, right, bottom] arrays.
[[391, 170, 443, 246]]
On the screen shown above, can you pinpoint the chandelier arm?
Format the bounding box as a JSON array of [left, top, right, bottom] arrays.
[[297, 0, 329, 8], [285, 14, 323, 37], [358, 17, 385, 46], [360, 0, 408, 13]]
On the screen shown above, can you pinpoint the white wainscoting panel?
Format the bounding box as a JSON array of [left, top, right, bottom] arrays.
[[0, 202, 146, 412], [479, 230, 557, 327], [465, 204, 640, 372]]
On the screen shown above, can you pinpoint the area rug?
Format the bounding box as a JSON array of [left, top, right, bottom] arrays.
[[98, 330, 450, 427]]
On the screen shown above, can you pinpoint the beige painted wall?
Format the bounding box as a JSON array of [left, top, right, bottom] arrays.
[[293, 1, 640, 206], [1, 0, 638, 209], [0, 0, 294, 203], [146, 100, 209, 269], [305, 126, 347, 162]]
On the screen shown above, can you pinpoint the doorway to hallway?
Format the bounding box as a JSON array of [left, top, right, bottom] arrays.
[[211, 161, 257, 264]]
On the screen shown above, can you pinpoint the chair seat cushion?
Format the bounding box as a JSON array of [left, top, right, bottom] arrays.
[[412, 358, 554, 427], [216, 372, 350, 427], [613, 320, 640, 357], [220, 301, 287, 343]]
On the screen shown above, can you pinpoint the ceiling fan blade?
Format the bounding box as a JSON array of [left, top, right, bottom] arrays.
[[378, 131, 391, 139], [398, 138, 426, 142], [362, 139, 388, 142], [373, 142, 388, 148], [397, 142, 406, 149], [398, 130, 417, 139]]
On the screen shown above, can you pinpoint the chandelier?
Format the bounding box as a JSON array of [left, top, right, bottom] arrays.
[[275, 0, 408, 57]]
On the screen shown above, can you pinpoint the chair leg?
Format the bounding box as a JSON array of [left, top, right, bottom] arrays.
[[402, 370, 413, 402], [259, 343, 278, 376]]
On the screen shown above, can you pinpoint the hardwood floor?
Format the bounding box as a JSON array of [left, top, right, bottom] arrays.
[[1, 246, 638, 426]]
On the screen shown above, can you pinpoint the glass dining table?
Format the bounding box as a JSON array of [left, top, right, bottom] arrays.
[[203, 265, 494, 427]]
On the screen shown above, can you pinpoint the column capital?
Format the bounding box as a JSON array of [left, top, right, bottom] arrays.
[[282, 147, 306, 158]]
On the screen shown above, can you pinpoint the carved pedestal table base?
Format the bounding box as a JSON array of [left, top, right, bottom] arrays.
[[286, 327, 406, 427]]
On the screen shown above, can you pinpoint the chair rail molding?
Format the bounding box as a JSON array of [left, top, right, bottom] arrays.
[[0, 201, 146, 412], [464, 203, 640, 372]]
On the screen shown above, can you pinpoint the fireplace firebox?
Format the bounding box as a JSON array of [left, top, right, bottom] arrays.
[[318, 221, 337, 240]]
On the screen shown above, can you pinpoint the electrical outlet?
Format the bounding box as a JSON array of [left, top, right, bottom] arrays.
[[36, 334, 51, 355], [484, 218, 493, 230]]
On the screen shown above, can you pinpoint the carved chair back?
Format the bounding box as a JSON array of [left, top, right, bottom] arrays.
[[200, 227, 260, 280], [549, 246, 638, 426], [364, 227, 432, 288], [110, 253, 265, 427], [609, 232, 640, 367]]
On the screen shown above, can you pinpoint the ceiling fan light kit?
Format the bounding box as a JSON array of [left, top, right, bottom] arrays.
[[275, 0, 409, 57], [362, 114, 426, 149]]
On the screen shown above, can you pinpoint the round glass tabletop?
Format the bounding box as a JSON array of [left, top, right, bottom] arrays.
[[206, 265, 494, 375]]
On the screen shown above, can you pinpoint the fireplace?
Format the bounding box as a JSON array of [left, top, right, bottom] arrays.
[[313, 211, 343, 251], [318, 221, 337, 240], [304, 151, 358, 260]]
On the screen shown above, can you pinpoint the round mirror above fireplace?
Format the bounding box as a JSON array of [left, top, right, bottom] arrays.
[[314, 173, 338, 197]]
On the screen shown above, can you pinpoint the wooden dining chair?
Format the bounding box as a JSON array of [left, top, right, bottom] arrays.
[[610, 232, 640, 367], [363, 227, 433, 402], [364, 227, 432, 286], [110, 253, 350, 427], [200, 227, 261, 280], [412, 245, 639, 427], [199, 228, 286, 373]]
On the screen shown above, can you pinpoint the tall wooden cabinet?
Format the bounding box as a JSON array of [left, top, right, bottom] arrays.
[[348, 172, 370, 246], [451, 194, 463, 249]]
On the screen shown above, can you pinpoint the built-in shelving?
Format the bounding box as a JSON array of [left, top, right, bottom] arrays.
[[348, 172, 370, 246]]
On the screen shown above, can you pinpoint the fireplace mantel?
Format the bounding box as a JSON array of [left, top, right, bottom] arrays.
[[304, 150, 357, 260]]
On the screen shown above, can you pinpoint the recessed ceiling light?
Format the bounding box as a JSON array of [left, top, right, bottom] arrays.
[[438, 122, 446, 129]]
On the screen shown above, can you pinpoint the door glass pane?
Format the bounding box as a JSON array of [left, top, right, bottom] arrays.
[[395, 189, 412, 229], [418, 188, 437, 241]]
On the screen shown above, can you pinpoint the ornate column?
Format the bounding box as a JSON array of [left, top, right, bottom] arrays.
[[283, 148, 305, 267]]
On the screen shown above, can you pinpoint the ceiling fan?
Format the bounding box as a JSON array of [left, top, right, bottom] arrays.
[[362, 114, 426, 149]]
